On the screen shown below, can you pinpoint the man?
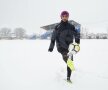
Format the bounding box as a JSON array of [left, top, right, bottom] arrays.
[[48, 11, 80, 82]]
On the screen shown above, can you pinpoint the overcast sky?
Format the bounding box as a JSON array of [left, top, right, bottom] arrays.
[[0, 0, 108, 33]]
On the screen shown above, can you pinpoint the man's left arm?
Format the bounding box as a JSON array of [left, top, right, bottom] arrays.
[[72, 25, 80, 44]]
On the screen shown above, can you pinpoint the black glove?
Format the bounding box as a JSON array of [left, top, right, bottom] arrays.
[[48, 48, 53, 52]]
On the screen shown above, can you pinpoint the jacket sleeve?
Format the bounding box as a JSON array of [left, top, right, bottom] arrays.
[[49, 28, 56, 50], [72, 25, 80, 44]]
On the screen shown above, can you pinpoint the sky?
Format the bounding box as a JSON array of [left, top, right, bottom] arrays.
[[0, 0, 108, 34]]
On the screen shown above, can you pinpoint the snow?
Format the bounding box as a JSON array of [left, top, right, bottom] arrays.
[[0, 40, 108, 90]]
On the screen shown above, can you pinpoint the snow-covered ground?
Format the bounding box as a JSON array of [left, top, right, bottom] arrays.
[[0, 40, 108, 90]]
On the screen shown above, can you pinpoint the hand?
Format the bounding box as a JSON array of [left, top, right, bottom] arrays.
[[48, 48, 53, 52], [74, 43, 79, 45]]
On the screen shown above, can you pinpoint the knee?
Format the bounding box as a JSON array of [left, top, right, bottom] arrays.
[[63, 54, 68, 63]]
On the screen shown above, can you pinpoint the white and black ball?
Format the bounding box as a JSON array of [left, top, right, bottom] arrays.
[[68, 43, 80, 54]]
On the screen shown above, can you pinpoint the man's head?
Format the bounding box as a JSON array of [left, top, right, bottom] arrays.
[[61, 11, 69, 22]]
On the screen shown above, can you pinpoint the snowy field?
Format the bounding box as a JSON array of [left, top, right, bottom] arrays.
[[0, 40, 108, 90]]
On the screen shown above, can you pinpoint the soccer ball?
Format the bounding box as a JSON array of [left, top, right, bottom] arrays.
[[68, 43, 80, 54]]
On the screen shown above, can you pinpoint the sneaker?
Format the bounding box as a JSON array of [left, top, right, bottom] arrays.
[[67, 77, 72, 83]]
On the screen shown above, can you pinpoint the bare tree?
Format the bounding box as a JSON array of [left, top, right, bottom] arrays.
[[14, 28, 26, 39], [0, 27, 11, 39], [107, 28, 108, 38]]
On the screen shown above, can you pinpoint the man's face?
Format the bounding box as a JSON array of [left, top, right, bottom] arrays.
[[61, 15, 69, 22]]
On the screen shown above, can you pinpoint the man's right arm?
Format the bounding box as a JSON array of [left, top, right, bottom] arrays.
[[48, 29, 56, 52]]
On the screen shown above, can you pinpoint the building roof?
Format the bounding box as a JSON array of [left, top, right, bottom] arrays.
[[40, 20, 81, 30]]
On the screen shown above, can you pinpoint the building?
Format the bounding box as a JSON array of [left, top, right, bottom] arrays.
[[41, 20, 81, 32]]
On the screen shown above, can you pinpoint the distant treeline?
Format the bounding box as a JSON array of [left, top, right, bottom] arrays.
[[0, 27, 40, 40]]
